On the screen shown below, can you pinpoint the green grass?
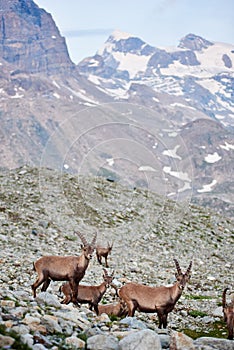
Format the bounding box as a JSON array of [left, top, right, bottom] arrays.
[[0, 324, 32, 350], [185, 294, 213, 300], [188, 310, 208, 318], [182, 320, 228, 340]]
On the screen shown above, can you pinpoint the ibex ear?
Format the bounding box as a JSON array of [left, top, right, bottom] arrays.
[[80, 244, 84, 249]]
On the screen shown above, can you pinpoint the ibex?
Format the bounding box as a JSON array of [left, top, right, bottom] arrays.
[[222, 287, 234, 340], [60, 269, 114, 315], [98, 299, 128, 317], [118, 259, 192, 328], [31, 231, 97, 304], [96, 241, 113, 267]]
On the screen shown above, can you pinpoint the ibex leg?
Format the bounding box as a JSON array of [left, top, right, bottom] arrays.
[[41, 278, 51, 292], [31, 274, 45, 298]]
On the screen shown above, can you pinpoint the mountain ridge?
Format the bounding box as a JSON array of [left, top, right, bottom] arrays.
[[0, 0, 233, 217]]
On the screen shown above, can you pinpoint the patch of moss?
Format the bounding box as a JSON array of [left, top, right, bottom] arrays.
[[182, 320, 228, 339], [0, 324, 31, 349], [109, 314, 118, 322], [185, 295, 213, 300], [188, 310, 208, 318], [78, 332, 88, 342]]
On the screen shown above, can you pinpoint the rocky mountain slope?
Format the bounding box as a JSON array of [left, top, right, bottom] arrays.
[[0, 0, 233, 219], [0, 166, 233, 349]]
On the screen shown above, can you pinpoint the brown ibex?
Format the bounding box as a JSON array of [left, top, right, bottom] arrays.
[[98, 299, 128, 317], [118, 259, 192, 328], [222, 287, 234, 340], [96, 241, 113, 267], [60, 269, 114, 315], [31, 231, 97, 304]]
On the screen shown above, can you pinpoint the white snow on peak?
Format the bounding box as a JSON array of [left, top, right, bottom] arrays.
[[220, 142, 234, 151], [161, 42, 234, 78], [98, 30, 133, 55], [197, 179, 217, 193], [204, 152, 222, 163], [113, 51, 150, 79], [162, 145, 182, 160], [111, 30, 132, 41]]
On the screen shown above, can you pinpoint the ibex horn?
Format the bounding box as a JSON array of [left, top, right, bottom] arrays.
[[103, 268, 108, 276], [91, 231, 97, 248], [185, 261, 193, 276], [173, 258, 182, 275], [222, 287, 229, 308], [76, 231, 88, 246]]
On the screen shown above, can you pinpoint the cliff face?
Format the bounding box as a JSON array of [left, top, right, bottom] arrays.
[[0, 0, 74, 74]]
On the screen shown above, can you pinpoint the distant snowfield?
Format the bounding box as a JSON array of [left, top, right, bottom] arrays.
[[197, 179, 217, 193], [161, 42, 234, 78], [113, 51, 150, 79]]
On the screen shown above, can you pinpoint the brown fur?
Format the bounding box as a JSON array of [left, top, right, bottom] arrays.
[[98, 299, 128, 317], [60, 269, 114, 315], [96, 241, 113, 267], [118, 259, 192, 328], [31, 232, 96, 304], [222, 287, 234, 340]]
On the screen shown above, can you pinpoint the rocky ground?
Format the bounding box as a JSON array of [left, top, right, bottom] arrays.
[[0, 166, 233, 349]]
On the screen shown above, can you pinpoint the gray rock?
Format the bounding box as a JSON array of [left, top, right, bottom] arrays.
[[119, 316, 147, 329], [194, 337, 234, 350], [119, 329, 162, 350], [35, 292, 61, 308], [87, 334, 119, 350]]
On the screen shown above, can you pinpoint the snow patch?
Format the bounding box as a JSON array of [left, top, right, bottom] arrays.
[[163, 166, 191, 182], [113, 51, 150, 79], [106, 158, 114, 166], [139, 166, 157, 172], [197, 179, 217, 193], [220, 142, 234, 151], [162, 145, 181, 160], [204, 152, 221, 163], [53, 93, 60, 99]]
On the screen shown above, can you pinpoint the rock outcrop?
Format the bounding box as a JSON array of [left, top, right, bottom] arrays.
[[0, 0, 74, 74]]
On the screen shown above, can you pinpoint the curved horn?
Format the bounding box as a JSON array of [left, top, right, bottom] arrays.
[[91, 231, 97, 248], [174, 258, 182, 275], [185, 261, 193, 276], [111, 270, 115, 277], [222, 287, 229, 308], [103, 268, 108, 277], [76, 231, 88, 246]]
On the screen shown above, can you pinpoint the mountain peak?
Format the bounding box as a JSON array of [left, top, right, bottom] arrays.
[[110, 29, 133, 41], [178, 33, 213, 51]]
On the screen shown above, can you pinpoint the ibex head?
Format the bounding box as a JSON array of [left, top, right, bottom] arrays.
[[103, 268, 114, 286], [174, 259, 192, 290], [77, 231, 97, 260], [108, 241, 114, 254]]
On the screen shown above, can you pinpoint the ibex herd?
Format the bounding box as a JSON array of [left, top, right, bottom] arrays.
[[31, 231, 233, 340]]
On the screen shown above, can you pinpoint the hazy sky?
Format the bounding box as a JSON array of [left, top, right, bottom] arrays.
[[34, 0, 234, 64]]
